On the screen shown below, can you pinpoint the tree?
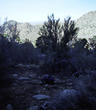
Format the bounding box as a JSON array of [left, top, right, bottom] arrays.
[[89, 36, 96, 49], [36, 14, 62, 53], [60, 17, 79, 50], [36, 15, 79, 54], [74, 38, 88, 49]]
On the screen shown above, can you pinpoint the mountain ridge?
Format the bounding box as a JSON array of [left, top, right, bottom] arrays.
[[1, 11, 96, 44]]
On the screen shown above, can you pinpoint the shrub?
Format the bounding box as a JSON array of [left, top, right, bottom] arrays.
[[0, 34, 13, 110], [0, 34, 40, 109], [40, 72, 96, 110], [68, 38, 96, 72]]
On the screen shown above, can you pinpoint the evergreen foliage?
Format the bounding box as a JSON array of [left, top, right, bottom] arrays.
[[36, 14, 62, 53]]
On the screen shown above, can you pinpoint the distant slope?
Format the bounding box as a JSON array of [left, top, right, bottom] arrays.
[[76, 11, 96, 39], [17, 23, 41, 44], [1, 11, 96, 45], [0, 20, 42, 44]]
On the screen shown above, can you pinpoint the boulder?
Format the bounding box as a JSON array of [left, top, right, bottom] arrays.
[[45, 89, 81, 110], [18, 76, 29, 81], [33, 94, 50, 100]]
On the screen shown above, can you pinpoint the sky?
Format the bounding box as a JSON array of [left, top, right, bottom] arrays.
[[0, 0, 96, 24]]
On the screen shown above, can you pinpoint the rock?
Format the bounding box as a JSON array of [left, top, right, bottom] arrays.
[[6, 104, 13, 110], [49, 89, 81, 110], [12, 74, 18, 77], [15, 64, 24, 68], [28, 74, 37, 78], [27, 106, 38, 110], [30, 64, 40, 69], [55, 78, 65, 84], [60, 89, 79, 97], [18, 76, 29, 81], [56, 89, 80, 101], [33, 94, 50, 100], [30, 79, 41, 84]]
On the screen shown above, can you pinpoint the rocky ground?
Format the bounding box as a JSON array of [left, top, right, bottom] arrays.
[[5, 64, 73, 110]]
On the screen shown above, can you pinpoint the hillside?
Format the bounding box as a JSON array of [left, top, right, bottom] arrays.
[[0, 20, 42, 45], [1, 11, 96, 45], [76, 11, 96, 39]]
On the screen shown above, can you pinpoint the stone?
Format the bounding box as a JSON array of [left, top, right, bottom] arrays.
[[55, 78, 63, 84], [47, 89, 81, 110], [15, 64, 24, 68], [27, 106, 38, 110], [28, 74, 37, 78], [58, 89, 80, 101], [12, 74, 18, 77], [18, 76, 29, 80], [29, 79, 41, 84], [33, 94, 50, 100]]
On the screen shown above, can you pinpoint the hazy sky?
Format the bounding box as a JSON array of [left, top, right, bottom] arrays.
[[0, 0, 96, 23]]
